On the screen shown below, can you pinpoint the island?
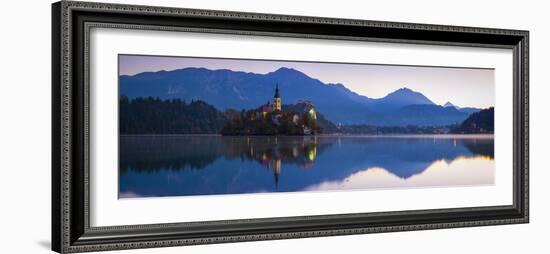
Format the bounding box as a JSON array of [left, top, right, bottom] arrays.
[[220, 84, 325, 136]]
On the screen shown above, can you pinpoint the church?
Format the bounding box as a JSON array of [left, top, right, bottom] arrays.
[[258, 83, 282, 117], [223, 82, 320, 136], [251, 83, 319, 134], [273, 83, 282, 111]]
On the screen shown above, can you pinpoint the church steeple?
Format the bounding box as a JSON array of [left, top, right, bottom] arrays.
[[273, 83, 282, 111], [274, 83, 280, 98]]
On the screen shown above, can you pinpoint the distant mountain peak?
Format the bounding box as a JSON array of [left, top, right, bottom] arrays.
[[443, 102, 457, 108], [276, 67, 295, 71], [269, 67, 310, 77], [397, 87, 413, 92], [172, 67, 206, 72], [384, 87, 433, 103], [386, 87, 419, 96], [366, 87, 435, 112], [272, 67, 300, 74]]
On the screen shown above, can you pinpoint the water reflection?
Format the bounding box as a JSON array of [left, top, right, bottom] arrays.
[[119, 135, 494, 198]]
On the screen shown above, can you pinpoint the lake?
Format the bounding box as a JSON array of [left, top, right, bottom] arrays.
[[119, 135, 494, 198]]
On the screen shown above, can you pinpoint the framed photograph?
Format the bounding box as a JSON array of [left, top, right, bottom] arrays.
[[52, 1, 529, 253]]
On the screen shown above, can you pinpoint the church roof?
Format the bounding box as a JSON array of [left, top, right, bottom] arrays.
[[259, 103, 272, 112], [274, 83, 280, 98]]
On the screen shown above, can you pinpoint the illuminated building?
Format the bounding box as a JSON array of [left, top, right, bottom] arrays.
[[273, 83, 282, 111]]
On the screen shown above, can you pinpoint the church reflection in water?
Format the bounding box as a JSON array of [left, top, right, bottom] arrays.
[[119, 135, 495, 198], [242, 136, 319, 186]]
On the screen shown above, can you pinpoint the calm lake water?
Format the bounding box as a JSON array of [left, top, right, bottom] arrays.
[[119, 135, 494, 198]]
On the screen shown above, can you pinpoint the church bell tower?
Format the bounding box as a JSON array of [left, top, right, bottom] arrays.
[[273, 83, 282, 111]]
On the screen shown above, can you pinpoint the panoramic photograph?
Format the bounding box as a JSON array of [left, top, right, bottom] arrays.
[[118, 54, 495, 198]]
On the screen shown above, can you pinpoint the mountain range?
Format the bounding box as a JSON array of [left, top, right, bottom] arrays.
[[120, 67, 481, 126]]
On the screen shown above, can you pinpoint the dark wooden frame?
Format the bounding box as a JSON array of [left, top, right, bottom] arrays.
[[52, 1, 529, 253]]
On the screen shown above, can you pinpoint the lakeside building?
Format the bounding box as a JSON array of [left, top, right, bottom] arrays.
[[255, 84, 318, 134]]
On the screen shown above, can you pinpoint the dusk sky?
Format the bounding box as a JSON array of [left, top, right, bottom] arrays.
[[119, 54, 495, 109]]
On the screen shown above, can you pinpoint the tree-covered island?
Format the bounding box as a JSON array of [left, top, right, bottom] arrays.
[[220, 84, 326, 135]]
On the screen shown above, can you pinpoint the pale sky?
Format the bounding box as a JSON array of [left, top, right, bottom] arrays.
[[119, 54, 495, 108]]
